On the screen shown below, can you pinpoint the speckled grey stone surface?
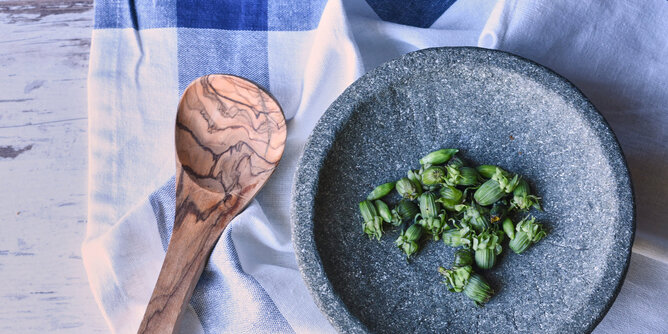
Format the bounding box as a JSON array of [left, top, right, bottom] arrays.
[[291, 47, 634, 333]]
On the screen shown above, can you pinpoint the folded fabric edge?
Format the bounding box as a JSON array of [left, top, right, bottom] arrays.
[[81, 196, 169, 332]]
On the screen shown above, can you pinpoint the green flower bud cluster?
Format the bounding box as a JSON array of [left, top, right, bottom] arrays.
[[359, 148, 547, 305], [438, 264, 494, 306], [439, 247, 495, 306], [456, 203, 490, 233]]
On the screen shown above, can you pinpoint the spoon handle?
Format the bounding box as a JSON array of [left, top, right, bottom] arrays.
[[137, 171, 239, 334]]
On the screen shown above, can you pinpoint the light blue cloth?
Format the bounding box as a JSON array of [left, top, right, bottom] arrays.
[[149, 177, 293, 333], [83, 0, 668, 333]]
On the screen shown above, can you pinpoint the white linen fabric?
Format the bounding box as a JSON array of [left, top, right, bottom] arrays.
[[83, 0, 668, 332]]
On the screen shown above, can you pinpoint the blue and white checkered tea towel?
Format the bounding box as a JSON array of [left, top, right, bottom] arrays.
[[82, 0, 668, 333]]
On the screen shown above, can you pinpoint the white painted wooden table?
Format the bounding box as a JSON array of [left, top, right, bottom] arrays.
[[1, 1, 666, 333], [0, 1, 107, 332]]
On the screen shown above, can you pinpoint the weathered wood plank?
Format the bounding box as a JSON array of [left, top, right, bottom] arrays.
[[0, 0, 108, 332]]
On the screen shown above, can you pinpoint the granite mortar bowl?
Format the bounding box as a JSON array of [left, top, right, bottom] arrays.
[[291, 47, 634, 333]]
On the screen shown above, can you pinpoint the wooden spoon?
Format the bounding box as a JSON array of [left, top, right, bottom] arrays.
[[137, 74, 286, 333]]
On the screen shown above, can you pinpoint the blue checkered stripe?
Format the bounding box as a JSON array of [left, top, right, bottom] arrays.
[[95, 0, 328, 93], [94, 0, 458, 92]]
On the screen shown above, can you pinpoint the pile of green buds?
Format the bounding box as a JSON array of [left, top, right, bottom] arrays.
[[358, 148, 547, 306]]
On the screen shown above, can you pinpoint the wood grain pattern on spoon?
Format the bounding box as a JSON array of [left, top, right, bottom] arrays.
[[138, 74, 286, 334]]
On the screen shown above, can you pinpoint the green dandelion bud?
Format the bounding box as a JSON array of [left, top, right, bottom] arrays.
[[396, 177, 421, 200], [390, 199, 420, 226], [453, 249, 474, 267], [474, 179, 505, 206], [476, 165, 508, 179], [367, 181, 396, 200], [510, 179, 542, 211], [437, 185, 463, 211], [439, 265, 494, 306], [419, 148, 458, 166], [509, 216, 547, 254], [502, 217, 515, 240], [491, 168, 520, 193], [422, 166, 446, 185], [442, 223, 473, 248], [374, 200, 392, 223], [472, 230, 503, 269]]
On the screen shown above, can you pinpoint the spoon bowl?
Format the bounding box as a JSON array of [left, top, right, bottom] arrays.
[[138, 74, 286, 333], [176, 74, 286, 194]]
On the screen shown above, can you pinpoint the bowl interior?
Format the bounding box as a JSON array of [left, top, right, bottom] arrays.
[[295, 48, 634, 333]]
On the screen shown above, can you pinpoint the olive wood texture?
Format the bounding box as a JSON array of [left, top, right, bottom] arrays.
[[138, 74, 286, 333]]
